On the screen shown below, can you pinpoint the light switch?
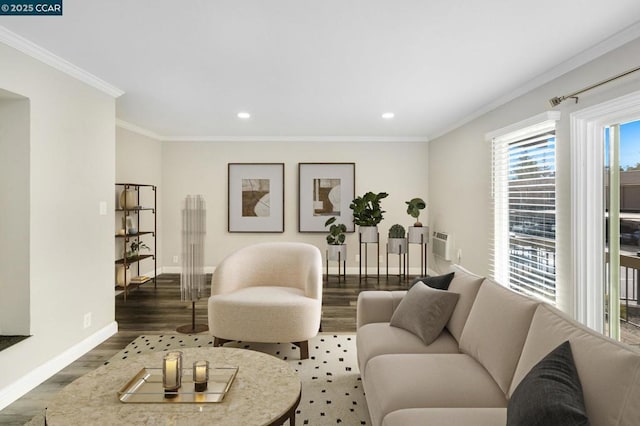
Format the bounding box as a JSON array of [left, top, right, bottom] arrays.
[[99, 201, 107, 216]]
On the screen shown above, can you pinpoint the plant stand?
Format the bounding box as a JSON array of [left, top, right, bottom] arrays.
[[386, 242, 407, 282], [325, 249, 346, 283], [359, 232, 380, 283], [407, 226, 429, 277]]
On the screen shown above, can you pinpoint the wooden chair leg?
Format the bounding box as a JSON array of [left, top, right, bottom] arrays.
[[293, 341, 309, 360], [213, 337, 230, 347]]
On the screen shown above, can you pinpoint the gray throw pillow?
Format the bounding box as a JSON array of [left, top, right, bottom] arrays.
[[507, 341, 589, 426], [389, 283, 459, 345], [409, 272, 455, 290]]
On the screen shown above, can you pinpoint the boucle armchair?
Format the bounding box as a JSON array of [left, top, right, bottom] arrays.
[[208, 242, 323, 359]]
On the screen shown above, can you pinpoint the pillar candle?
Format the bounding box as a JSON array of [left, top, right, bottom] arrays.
[[193, 360, 209, 392], [163, 351, 183, 396]]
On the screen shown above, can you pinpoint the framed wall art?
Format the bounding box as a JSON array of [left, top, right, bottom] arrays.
[[298, 162, 355, 233], [228, 163, 284, 232]]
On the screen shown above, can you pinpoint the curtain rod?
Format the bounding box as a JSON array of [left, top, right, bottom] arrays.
[[549, 65, 640, 107]]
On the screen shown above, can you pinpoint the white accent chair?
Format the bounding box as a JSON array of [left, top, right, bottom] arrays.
[[208, 242, 323, 359]]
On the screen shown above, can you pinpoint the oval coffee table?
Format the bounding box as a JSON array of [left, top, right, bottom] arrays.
[[44, 347, 301, 425]]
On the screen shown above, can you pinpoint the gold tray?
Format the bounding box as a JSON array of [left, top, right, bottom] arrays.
[[118, 366, 238, 403]]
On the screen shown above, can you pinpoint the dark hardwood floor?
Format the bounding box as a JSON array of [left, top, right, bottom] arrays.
[[0, 273, 411, 425]]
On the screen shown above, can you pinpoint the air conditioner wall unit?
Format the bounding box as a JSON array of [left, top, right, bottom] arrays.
[[432, 231, 452, 261]]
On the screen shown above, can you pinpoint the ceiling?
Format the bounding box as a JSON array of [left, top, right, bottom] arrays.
[[1, 0, 640, 140]]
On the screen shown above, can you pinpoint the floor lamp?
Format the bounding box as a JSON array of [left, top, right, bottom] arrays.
[[177, 195, 209, 334]]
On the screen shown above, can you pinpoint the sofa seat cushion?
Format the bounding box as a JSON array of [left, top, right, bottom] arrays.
[[363, 354, 507, 426], [357, 322, 459, 376], [209, 286, 321, 342], [510, 303, 640, 426], [382, 407, 507, 426]]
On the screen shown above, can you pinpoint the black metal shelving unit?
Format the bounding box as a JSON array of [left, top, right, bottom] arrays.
[[115, 183, 157, 301]]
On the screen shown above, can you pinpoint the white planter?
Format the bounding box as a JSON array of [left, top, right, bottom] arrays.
[[327, 244, 347, 262], [359, 226, 379, 243], [388, 238, 407, 254], [408, 226, 429, 244]]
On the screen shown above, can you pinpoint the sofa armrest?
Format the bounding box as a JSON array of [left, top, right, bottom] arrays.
[[356, 290, 407, 329]]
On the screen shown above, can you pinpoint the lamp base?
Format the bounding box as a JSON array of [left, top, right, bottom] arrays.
[[176, 324, 209, 334]]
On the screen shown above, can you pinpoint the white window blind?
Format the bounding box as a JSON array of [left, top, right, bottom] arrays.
[[491, 119, 557, 304]]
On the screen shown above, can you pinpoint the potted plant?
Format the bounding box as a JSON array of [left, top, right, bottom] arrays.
[[405, 197, 429, 244], [325, 217, 347, 261], [388, 224, 407, 254], [127, 240, 150, 259], [350, 191, 388, 242], [406, 197, 426, 226]]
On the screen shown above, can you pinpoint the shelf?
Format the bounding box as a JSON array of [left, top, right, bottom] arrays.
[[115, 254, 154, 265], [115, 231, 154, 238], [116, 207, 155, 212], [116, 183, 156, 188], [115, 278, 153, 293]]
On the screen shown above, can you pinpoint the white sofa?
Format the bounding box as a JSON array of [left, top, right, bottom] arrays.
[[356, 265, 640, 426]]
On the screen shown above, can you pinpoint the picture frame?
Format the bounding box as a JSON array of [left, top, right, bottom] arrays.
[[228, 163, 285, 233], [298, 163, 355, 233]]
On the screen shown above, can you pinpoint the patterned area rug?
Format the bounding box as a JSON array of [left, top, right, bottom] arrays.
[[108, 332, 370, 425]]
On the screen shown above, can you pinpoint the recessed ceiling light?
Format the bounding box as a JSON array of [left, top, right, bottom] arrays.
[[237, 112, 251, 119], [382, 112, 395, 119]]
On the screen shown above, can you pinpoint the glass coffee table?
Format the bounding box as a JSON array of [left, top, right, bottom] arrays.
[[44, 347, 301, 425]]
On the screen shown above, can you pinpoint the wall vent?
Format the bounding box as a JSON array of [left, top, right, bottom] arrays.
[[432, 231, 452, 261]]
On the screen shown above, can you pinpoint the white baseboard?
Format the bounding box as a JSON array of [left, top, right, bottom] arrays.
[[325, 267, 432, 276], [0, 321, 118, 411], [163, 266, 431, 277], [161, 266, 216, 274]]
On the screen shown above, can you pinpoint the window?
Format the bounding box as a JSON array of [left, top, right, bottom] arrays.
[[490, 113, 559, 304], [571, 90, 640, 332]]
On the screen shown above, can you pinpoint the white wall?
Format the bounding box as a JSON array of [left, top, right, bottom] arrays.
[[0, 42, 116, 407], [116, 126, 163, 277], [428, 36, 640, 314], [0, 93, 29, 335], [160, 140, 429, 273]]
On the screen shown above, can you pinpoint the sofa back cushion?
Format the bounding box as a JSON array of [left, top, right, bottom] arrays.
[[459, 280, 539, 394], [445, 264, 485, 342], [510, 304, 640, 426]]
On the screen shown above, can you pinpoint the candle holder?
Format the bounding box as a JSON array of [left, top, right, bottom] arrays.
[[162, 351, 183, 398], [193, 360, 209, 392]]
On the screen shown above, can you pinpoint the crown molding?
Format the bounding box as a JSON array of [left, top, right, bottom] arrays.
[[115, 121, 429, 143], [116, 119, 163, 140], [429, 20, 640, 140], [163, 135, 429, 143], [0, 25, 123, 98]]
